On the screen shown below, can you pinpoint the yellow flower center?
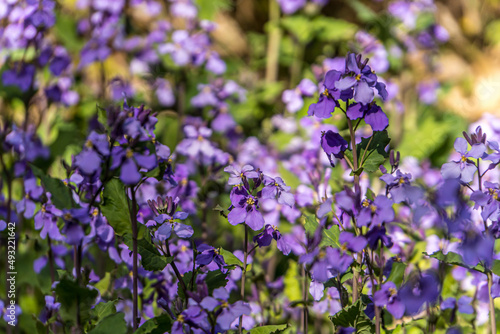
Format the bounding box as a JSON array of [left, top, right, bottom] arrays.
[[221, 301, 229, 308], [355, 74, 362, 81], [340, 243, 348, 252], [25, 193, 30, 199], [362, 199, 370, 207], [398, 178, 405, 184], [197, 135, 204, 141], [41, 204, 46, 213], [63, 213, 72, 220], [85, 139, 93, 148], [318, 250, 326, 259], [126, 149, 134, 159], [181, 245, 188, 252], [370, 204, 377, 213], [246, 197, 255, 205], [151, 137, 156, 144], [461, 155, 467, 163], [323, 88, 330, 97], [389, 287, 397, 296], [93, 208, 99, 217], [180, 178, 188, 186], [177, 314, 185, 323]]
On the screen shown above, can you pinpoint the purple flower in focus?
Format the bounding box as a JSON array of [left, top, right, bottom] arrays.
[[224, 164, 259, 186], [111, 146, 157, 185], [356, 196, 394, 227], [321, 130, 348, 167], [253, 224, 290, 255], [261, 176, 294, 207], [16, 178, 43, 218], [399, 272, 440, 315], [228, 187, 265, 231], [441, 138, 485, 183]]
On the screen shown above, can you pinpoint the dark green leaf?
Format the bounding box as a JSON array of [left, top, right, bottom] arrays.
[[101, 179, 132, 236], [135, 314, 173, 334], [123, 234, 173, 271], [144, 162, 166, 181], [31, 165, 74, 209], [347, 0, 378, 22], [55, 278, 99, 324], [88, 313, 127, 334], [248, 324, 289, 334], [281, 16, 314, 44], [329, 300, 375, 333], [303, 214, 340, 248], [206, 270, 229, 293], [93, 300, 118, 321], [358, 131, 391, 173], [424, 251, 486, 273], [387, 262, 407, 287]]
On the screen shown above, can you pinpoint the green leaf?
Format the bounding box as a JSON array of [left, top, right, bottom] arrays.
[[144, 162, 167, 181], [93, 300, 118, 321], [358, 130, 390, 173], [88, 313, 127, 334], [206, 270, 229, 293], [284, 262, 301, 302], [177, 271, 193, 301], [303, 214, 340, 248], [281, 15, 314, 44], [55, 278, 99, 324], [123, 234, 173, 271], [220, 247, 245, 268], [329, 300, 375, 333], [94, 272, 112, 296], [424, 251, 486, 273], [54, 14, 85, 52], [31, 165, 74, 209], [248, 324, 289, 334], [194, 0, 232, 20], [135, 314, 173, 334], [313, 17, 356, 42], [347, 0, 378, 22], [101, 179, 132, 236], [492, 260, 500, 277], [387, 262, 407, 287]]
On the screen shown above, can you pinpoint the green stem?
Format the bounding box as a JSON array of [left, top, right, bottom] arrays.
[[265, 0, 281, 84], [130, 188, 139, 330]]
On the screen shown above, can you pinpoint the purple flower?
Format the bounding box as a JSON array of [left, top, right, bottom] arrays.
[[176, 125, 215, 158], [16, 178, 43, 218], [339, 232, 367, 253], [321, 130, 348, 167], [152, 212, 193, 240], [111, 146, 157, 185], [373, 282, 405, 319], [459, 231, 494, 268], [228, 187, 265, 231], [365, 226, 393, 249], [441, 138, 486, 183], [441, 296, 474, 314], [74, 131, 110, 175], [277, 0, 307, 15], [253, 224, 290, 255], [356, 196, 394, 227], [380, 170, 423, 204], [2, 63, 35, 92], [224, 164, 259, 186], [282, 78, 317, 113], [261, 176, 294, 207], [399, 272, 440, 315], [34, 201, 63, 241], [196, 244, 227, 272]]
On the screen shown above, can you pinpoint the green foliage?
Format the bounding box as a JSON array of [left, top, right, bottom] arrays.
[[194, 0, 232, 20], [31, 165, 74, 209], [93, 300, 118, 322], [303, 214, 340, 248], [387, 262, 407, 287], [123, 234, 173, 271], [55, 277, 99, 325], [88, 313, 127, 334], [425, 251, 500, 276], [247, 324, 289, 334], [284, 262, 301, 302], [329, 300, 375, 333], [135, 314, 173, 334], [220, 247, 245, 268], [206, 269, 229, 293], [357, 130, 391, 173], [101, 179, 133, 236]]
